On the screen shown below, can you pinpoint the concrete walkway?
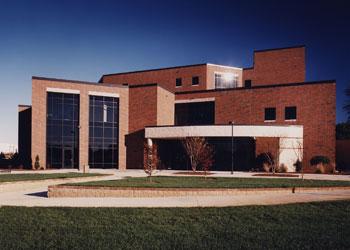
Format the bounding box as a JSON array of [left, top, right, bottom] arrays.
[[5, 169, 350, 181], [0, 169, 349, 208]]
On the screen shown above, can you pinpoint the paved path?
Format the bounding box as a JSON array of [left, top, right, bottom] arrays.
[[6, 169, 350, 181], [0, 170, 349, 207]]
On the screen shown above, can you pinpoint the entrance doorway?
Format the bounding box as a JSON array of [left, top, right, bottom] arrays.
[[63, 147, 74, 168]]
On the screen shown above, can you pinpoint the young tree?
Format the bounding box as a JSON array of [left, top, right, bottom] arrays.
[[293, 139, 304, 180], [182, 137, 214, 173], [198, 142, 214, 178], [144, 140, 158, 182]]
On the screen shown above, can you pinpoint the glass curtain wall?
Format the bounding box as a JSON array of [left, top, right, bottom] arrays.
[[88, 96, 119, 168], [46, 92, 79, 168]]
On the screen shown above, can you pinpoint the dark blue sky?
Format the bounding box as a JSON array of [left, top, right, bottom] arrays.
[[0, 0, 349, 145]]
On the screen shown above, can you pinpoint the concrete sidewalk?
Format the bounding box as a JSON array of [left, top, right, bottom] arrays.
[[0, 171, 349, 208], [4, 169, 349, 181]]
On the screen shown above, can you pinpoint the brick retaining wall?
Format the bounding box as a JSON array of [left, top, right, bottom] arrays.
[[48, 185, 350, 198]]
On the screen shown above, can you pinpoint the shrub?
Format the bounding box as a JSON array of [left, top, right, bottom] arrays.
[[276, 164, 288, 173], [310, 156, 330, 166], [310, 156, 336, 174], [256, 152, 274, 172], [34, 155, 40, 170], [315, 164, 325, 174], [294, 160, 302, 172]]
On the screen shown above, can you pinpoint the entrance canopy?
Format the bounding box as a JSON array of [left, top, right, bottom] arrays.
[[145, 125, 303, 139], [145, 125, 304, 172]]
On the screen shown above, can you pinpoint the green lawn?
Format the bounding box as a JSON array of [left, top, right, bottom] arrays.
[[0, 201, 349, 249], [0, 173, 105, 183], [68, 176, 350, 189]]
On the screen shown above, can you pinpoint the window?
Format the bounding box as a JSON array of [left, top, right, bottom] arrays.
[[89, 95, 119, 169], [176, 78, 182, 87], [215, 73, 238, 89], [264, 107, 276, 121], [285, 106, 297, 120], [192, 76, 199, 85], [244, 79, 252, 88], [46, 92, 80, 169], [175, 101, 215, 125]]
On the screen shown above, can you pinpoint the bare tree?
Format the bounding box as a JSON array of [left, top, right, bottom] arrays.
[[182, 137, 214, 173], [258, 137, 287, 174], [293, 139, 304, 180], [198, 142, 214, 178]]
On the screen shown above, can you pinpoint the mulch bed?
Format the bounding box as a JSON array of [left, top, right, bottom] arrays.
[[173, 171, 214, 176], [252, 173, 299, 177]]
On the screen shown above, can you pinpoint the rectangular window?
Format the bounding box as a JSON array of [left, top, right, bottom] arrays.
[[244, 79, 252, 88], [215, 73, 238, 89], [175, 101, 215, 125], [89, 95, 119, 169], [285, 106, 297, 120], [264, 107, 276, 121], [46, 92, 79, 169], [176, 78, 182, 87], [192, 76, 199, 86]]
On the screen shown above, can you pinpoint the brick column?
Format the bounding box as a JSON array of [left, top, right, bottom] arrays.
[[79, 90, 89, 171]]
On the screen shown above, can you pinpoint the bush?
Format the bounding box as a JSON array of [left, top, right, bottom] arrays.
[[256, 152, 274, 172], [310, 156, 330, 166], [294, 160, 302, 172], [310, 156, 336, 174], [315, 164, 325, 174], [276, 164, 288, 173], [34, 155, 40, 170]]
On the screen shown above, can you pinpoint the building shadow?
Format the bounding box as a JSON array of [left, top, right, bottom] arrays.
[[26, 191, 48, 198]]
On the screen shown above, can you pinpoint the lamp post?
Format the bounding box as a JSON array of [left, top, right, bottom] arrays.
[[229, 121, 234, 174]]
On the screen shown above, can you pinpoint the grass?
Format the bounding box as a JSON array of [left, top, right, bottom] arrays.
[[0, 173, 105, 183], [68, 176, 350, 189], [0, 201, 349, 249]]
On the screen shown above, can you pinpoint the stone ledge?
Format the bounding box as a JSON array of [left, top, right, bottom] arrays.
[[48, 185, 350, 198]]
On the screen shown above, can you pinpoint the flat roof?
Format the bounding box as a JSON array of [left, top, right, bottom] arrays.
[[100, 63, 242, 80], [32, 76, 127, 88], [254, 45, 306, 53]]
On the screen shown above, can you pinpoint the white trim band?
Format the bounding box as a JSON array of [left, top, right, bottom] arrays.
[[145, 125, 303, 139], [46, 87, 80, 94], [175, 97, 215, 104], [207, 63, 242, 70], [88, 91, 120, 98]]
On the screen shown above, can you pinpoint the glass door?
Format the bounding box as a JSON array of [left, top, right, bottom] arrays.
[[63, 146, 74, 168]]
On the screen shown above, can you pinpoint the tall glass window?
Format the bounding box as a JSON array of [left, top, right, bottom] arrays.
[[46, 92, 79, 168], [89, 96, 119, 168]]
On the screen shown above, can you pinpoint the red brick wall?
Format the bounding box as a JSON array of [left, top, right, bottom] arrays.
[[128, 85, 158, 133], [243, 47, 306, 86], [101, 65, 207, 93], [127, 85, 159, 169], [176, 81, 336, 170]]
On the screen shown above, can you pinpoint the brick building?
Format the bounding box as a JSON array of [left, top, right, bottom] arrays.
[[18, 46, 336, 172]]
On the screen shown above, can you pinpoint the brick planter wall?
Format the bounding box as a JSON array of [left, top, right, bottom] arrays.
[[48, 185, 350, 198]]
